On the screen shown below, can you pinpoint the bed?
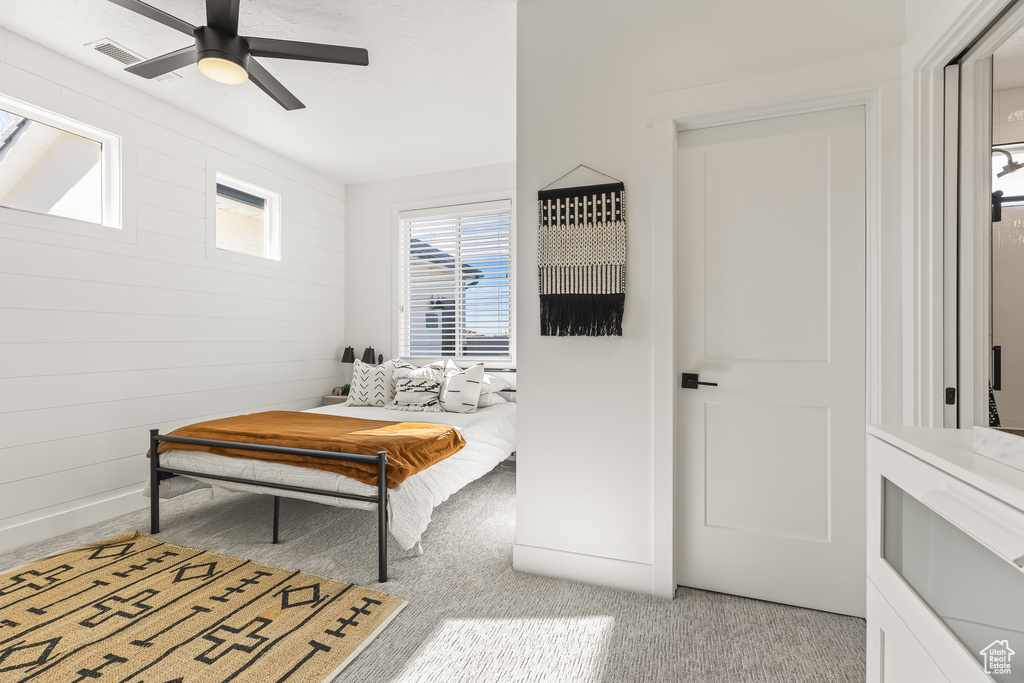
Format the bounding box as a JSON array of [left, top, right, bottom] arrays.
[[148, 399, 516, 583]]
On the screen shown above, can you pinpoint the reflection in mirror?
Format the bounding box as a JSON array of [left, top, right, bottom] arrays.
[[0, 107, 102, 224], [991, 36, 1024, 428]]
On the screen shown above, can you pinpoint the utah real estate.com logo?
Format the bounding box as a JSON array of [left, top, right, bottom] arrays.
[[980, 640, 1015, 676]]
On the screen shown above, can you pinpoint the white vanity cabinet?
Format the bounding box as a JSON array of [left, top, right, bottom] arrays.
[[867, 426, 1024, 683]]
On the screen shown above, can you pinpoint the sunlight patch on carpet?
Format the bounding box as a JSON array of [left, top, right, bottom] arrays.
[[393, 615, 614, 682]]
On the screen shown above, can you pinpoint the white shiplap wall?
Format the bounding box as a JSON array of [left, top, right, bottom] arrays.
[[0, 29, 346, 553]]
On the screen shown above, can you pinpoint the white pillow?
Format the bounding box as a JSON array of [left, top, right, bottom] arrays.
[[440, 360, 485, 413], [477, 391, 507, 407], [480, 373, 510, 394], [388, 363, 445, 412], [412, 361, 446, 378], [346, 358, 413, 407]]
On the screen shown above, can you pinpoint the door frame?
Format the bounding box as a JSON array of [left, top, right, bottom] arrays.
[[947, 2, 1024, 428], [906, 0, 1024, 432], [647, 89, 885, 598]]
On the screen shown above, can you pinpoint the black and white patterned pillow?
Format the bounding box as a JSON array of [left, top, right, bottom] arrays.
[[388, 363, 445, 412], [345, 358, 413, 407], [440, 360, 485, 413]]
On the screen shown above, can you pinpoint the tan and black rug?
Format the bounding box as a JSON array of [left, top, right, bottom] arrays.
[[0, 531, 405, 682]]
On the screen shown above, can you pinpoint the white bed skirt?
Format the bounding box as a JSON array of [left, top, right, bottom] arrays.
[[149, 402, 516, 551]]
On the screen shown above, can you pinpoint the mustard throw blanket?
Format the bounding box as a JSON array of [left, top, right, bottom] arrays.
[[156, 411, 466, 488]]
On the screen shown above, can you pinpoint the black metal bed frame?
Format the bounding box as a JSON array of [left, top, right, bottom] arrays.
[[148, 429, 391, 582]]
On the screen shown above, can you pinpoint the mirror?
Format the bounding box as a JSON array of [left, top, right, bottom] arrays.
[[990, 34, 1024, 429]]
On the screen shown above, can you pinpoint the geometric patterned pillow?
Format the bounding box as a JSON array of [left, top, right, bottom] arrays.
[[388, 363, 445, 412], [345, 358, 413, 407], [439, 360, 485, 413]]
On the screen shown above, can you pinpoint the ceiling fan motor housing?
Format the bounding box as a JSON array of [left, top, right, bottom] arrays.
[[195, 26, 250, 73]]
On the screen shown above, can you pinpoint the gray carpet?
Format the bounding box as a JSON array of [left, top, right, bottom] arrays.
[[0, 463, 865, 682]]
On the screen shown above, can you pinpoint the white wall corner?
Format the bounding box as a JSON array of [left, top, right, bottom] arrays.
[[648, 118, 678, 600], [513, 543, 659, 597]]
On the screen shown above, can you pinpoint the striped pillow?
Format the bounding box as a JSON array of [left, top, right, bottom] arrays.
[[440, 361, 485, 413]]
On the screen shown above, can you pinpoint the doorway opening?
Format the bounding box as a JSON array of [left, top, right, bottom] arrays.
[[945, 0, 1024, 428]]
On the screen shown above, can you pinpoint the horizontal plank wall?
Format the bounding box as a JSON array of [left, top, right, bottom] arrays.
[[0, 29, 346, 554]]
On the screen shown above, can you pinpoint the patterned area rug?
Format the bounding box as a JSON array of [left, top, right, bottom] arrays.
[[0, 531, 405, 682]]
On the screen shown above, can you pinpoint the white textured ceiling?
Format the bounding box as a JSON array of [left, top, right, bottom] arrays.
[[0, 0, 516, 184]]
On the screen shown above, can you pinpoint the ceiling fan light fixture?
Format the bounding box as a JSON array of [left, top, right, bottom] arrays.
[[194, 26, 250, 84], [109, 0, 370, 110], [198, 54, 248, 84]]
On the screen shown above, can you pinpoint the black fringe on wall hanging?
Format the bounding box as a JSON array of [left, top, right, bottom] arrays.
[[538, 181, 626, 336]]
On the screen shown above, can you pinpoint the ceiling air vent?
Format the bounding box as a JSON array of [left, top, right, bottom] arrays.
[[85, 38, 181, 80], [88, 38, 141, 66]]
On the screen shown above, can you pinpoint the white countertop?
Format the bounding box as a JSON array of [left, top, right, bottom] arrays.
[[868, 424, 1024, 514]]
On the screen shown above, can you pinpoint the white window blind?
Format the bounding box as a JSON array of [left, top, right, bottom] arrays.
[[399, 199, 512, 361]]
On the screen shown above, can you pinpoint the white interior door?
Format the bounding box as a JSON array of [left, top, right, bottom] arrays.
[[675, 106, 866, 617]]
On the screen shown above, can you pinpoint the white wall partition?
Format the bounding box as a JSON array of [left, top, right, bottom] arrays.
[[0, 29, 346, 553], [516, 0, 905, 597]]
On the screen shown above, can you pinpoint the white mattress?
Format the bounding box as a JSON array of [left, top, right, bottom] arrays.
[[156, 402, 516, 551]]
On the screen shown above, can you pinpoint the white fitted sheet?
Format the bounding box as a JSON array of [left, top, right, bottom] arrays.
[[156, 402, 516, 550]]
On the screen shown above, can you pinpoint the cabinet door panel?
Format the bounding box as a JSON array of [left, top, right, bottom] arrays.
[[868, 581, 951, 683]]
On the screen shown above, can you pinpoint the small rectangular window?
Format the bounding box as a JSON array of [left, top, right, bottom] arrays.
[[399, 199, 513, 361], [215, 173, 280, 260], [0, 98, 117, 227]]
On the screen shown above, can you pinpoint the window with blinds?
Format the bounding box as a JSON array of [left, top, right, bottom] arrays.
[[399, 199, 513, 361]]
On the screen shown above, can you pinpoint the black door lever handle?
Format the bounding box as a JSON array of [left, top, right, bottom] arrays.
[[682, 372, 718, 389]]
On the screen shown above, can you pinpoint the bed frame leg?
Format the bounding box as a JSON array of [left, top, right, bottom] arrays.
[[377, 451, 388, 583], [149, 429, 161, 535], [272, 496, 280, 544]]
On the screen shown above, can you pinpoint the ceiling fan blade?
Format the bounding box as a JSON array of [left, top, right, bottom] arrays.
[[126, 45, 197, 78], [248, 59, 304, 110], [245, 37, 369, 66], [206, 0, 241, 34], [106, 0, 195, 36]]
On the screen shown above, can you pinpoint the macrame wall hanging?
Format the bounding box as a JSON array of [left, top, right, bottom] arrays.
[[538, 165, 626, 336]]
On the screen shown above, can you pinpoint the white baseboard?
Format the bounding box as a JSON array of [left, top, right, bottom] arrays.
[[0, 484, 147, 556], [513, 543, 656, 595]]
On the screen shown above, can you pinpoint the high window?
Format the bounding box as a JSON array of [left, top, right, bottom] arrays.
[[0, 95, 119, 227], [398, 199, 513, 362], [215, 173, 280, 260]]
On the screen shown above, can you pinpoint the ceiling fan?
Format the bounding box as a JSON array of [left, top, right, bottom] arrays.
[[107, 0, 369, 110]]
